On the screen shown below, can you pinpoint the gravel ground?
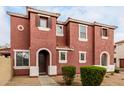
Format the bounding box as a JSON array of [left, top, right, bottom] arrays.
[[5, 72, 124, 86], [52, 72, 124, 86]]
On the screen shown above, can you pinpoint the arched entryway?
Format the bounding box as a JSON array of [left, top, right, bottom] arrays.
[[36, 48, 52, 75], [100, 51, 110, 66], [38, 50, 49, 74]]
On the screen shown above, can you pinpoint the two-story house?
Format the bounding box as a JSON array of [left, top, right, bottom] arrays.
[[8, 7, 117, 76]]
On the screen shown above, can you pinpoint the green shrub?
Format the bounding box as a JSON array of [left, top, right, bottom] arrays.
[[80, 66, 106, 86], [114, 69, 120, 73], [62, 66, 76, 85]]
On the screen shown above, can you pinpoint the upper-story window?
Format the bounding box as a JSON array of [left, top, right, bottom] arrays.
[[56, 25, 63, 36], [79, 24, 88, 41], [37, 14, 50, 31], [102, 28, 108, 39], [40, 17, 48, 28]]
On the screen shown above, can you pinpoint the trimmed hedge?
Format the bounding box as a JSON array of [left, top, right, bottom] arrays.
[[62, 66, 76, 85], [80, 66, 106, 86]]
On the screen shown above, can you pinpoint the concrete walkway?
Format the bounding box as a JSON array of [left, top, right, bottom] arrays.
[[38, 75, 59, 86], [6, 75, 59, 86]]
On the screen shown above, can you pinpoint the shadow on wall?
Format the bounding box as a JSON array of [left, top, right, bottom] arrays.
[[0, 56, 12, 85]]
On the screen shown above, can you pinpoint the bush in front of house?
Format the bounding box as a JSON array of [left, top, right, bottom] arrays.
[[62, 66, 76, 85], [114, 69, 120, 73], [80, 66, 107, 86]]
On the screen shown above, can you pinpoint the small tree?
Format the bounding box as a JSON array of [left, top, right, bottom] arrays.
[[62, 66, 76, 85]]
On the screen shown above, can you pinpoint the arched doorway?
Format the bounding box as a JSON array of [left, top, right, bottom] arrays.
[[100, 51, 110, 66], [38, 50, 49, 75]]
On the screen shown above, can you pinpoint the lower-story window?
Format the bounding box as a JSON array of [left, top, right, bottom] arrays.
[[59, 51, 67, 63], [79, 51, 86, 63], [14, 50, 30, 68]]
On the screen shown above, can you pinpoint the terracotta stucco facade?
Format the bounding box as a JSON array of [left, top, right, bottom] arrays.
[[8, 7, 116, 76]]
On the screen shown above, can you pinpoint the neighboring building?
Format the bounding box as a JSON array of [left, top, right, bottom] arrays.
[[114, 40, 124, 69], [0, 48, 10, 57], [8, 7, 117, 76]]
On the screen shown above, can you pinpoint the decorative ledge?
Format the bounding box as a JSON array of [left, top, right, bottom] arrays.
[[37, 27, 50, 31], [56, 47, 74, 51]]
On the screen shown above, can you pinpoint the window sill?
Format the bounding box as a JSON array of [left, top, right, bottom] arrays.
[[37, 27, 50, 31], [59, 60, 67, 63], [79, 60, 86, 63], [102, 36, 108, 39], [78, 38, 88, 42], [56, 34, 64, 36], [13, 66, 30, 69]]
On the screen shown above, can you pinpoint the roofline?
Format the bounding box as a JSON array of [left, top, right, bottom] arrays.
[[7, 12, 28, 19], [115, 40, 124, 44], [7, 7, 117, 29], [26, 7, 60, 17], [94, 22, 117, 29], [62, 18, 117, 29], [57, 21, 65, 25], [65, 17, 94, 25], [7, 6, 60, 18]]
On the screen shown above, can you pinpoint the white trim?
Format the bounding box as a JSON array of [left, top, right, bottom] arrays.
[[79, 51, 87, 63], [36, 48, 54, 75], [48, 66, 57, 75], [102, 36, 108, 39], [36, 48, 52, 67], [37, 27, 50, 31], [38, 14, 50, 18], [13, 66, 30, 69], [14, 49, 29, 52], [100, 51, 110, 66], [14, 49, 30, 69], [59, 51, 67, 63], [17, 25, 24, 31], [94, 65, 115, 72], [78, 24, 88, 42], [56, 47, 74, 51], [56, 24, 64, 36], [101, 27, 108, 40]]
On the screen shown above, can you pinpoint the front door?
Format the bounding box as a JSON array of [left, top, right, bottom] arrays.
[[39, 52, 47, 74], [120, 59, 124, 68]]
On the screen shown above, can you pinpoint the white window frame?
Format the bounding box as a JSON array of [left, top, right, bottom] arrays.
[[37, 14, 50, 31], [14, 49, 30, 69], [79, 51, 86, 63], [56, 24, 64, 36], [78, 24, 88, 42], [59, 51, 67, 63], [101, 27, 108, 39]]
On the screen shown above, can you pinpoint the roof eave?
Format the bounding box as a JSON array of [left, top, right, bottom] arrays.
[[7, 11, 28, 19], [94, 22, 117, 29], [27, 7, 60, 17], [65, 17, 93, 25]]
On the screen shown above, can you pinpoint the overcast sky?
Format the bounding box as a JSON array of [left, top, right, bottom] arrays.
[[0, 6, 124, 45]]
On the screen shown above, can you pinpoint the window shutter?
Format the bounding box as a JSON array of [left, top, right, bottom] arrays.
[[100, 27, 103, 36], [35, 15, 40, 27], [48, 17, 51, 28]]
